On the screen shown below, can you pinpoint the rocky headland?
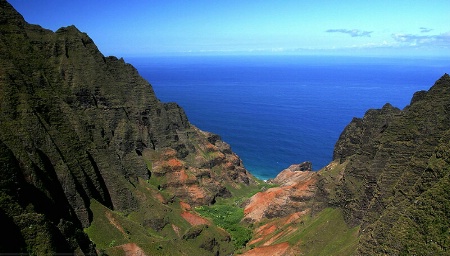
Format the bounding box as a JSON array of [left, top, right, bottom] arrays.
[[1, 0, 449, 255]]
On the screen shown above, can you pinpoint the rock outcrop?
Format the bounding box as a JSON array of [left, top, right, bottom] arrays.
[[244, 164, 318, 222], [0, 1, 256, 254]]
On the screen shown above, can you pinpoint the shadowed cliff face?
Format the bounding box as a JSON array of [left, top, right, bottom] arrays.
[[0, 1, 255, 254]]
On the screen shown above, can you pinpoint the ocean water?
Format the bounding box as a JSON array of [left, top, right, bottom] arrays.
[[128, 55, 450, 180]]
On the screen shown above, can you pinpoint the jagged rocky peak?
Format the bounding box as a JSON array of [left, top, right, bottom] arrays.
[[409, 73, 449, 106], [288, 161, 312, 172], [0, 0, 25, 25], [333, 102, 402, 164]]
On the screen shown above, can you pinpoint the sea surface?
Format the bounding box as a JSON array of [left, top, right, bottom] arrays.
[[128, 55, 450, 180]]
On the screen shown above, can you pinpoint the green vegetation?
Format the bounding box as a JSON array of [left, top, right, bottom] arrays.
[[83, 179, 237, 255], [196, 204, 251, 248], [297, 208, 359, 255], [84, 200, 159, 250], [227, 179, 277, 204], [194, 181, 273, 249], [266, 208, 359, 256], [383, 156, 450, 255]]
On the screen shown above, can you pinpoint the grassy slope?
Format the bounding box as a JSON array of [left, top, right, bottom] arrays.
[[294, 208, 359, 256], [84, 179, 236, 255], [245, 207, 359, 256], [83, 176, 275, 255]]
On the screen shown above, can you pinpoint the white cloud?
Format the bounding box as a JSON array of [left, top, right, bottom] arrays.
[[391, 32, 450, 47], [325, 29, 373, 37]]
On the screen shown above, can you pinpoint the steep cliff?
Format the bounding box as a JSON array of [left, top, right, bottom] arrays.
[[332, 73, 450, 255], [0, 1, 257, 254]]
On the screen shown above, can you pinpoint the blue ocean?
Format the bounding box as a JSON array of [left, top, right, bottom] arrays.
[[128, 55, 450, 180]]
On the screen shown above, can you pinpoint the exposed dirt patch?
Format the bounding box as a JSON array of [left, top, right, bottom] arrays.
[[116, 243, 147, 256], [259, 224, 277, 236], [155, 193, 165, 204], [172, 224, 181, 237], [181, 211, 210, 226], [167, 158, 183, 170], [263, 227, 297, 247], [247, 211, 308, 248], [241, 242, 291, 256], [283, 212, 303, 225], [248, 224, 277, 246], [177, 168, 189, 182], [244, 186, 285, 220], [244, 169, 317, 222], [180, 201, 191, 211], [186, 184, 208, 204], [105, 211, 126, 236]]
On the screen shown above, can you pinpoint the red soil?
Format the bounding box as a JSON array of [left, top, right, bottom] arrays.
[[117, 243, 147, 256], [155, 193, 165, 203], [166, 158, 183, 170], [181, 211, 210, 226], [186, 184, 207, 203], [241, 242, 291, 256], [248, 224, 277, 246], [244, 170, 317, 222], [180, 201, 191, 211], [105, 211, 126, 236]]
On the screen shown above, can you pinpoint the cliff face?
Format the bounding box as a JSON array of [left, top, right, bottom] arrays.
[[0, 1, 255, 254], [331, 74, 450, 254]]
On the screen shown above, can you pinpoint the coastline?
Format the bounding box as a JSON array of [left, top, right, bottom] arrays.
[[129, 55, 450, 179]]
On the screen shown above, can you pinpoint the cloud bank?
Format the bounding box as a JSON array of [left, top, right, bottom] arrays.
[[392, 32, 450, 46], [326, 29, 373, 37]]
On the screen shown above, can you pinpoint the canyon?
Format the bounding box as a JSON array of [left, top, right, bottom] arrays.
[[1, 1, 449, 255]]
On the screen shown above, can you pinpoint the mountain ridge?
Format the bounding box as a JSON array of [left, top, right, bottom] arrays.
[[0, 1, 258, 254]]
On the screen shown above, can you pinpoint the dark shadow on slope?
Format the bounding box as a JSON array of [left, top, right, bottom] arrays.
[[86, 151, 113, 209], [0, 209, 27, 253], [32, 149, 76, 223]]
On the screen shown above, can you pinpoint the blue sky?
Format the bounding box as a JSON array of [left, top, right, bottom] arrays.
[[8, 0, 450, 57]]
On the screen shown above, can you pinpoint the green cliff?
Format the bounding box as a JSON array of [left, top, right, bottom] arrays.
[[0, 1, 258, 255], [331, 74, 450, 255]]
